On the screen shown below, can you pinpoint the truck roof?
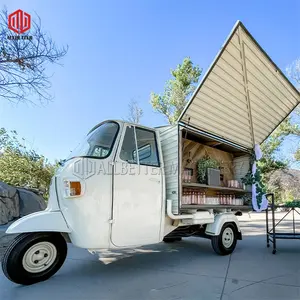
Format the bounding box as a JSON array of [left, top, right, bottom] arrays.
[[178, 20, 300, 149]]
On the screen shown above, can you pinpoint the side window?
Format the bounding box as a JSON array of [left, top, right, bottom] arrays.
[[135, 128, 160, 167], [120, 127, 137, 164]]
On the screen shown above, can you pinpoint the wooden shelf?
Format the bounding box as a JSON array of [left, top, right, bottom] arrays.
[[182, 182, 249, 193], [181, 204, 250, 210]]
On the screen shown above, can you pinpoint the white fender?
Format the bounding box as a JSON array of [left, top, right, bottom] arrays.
[[6, 210, 71, 234], [205, 213, 241, 236]]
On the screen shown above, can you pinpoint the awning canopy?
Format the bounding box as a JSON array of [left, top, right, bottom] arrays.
[[178, 21, 300, 150]]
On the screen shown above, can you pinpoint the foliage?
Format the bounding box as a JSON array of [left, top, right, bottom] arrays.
[[0, 128, 57, 198], [240, 115, 300, 207], [253, 165, 267, 209], [241, 153, 266, 209], [286, 58, 300, 161], [295, 149, 300, 161], [197, 155, 220, 184], [256, 114, 300, 203], [150, 57, 201, 124], [285, 199, 300, 207], [286, 58, 300, 85], [0, 8, 68, 104], [259, 117, 300, 177], [241, 171, 255, 186], [126, 99, 143, 124]]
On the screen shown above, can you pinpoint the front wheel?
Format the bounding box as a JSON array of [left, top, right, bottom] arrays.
[[211, 223, 237, 255], [2, 232, 67, 285]]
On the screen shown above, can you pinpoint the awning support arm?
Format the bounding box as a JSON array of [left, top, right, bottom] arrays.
[[238, 26, 256, 147]]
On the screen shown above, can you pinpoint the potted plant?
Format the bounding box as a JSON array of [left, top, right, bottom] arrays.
[[241, 171, 255, 192], [197, 155, 220, 184]]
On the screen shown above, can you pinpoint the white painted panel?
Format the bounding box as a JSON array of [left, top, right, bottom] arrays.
[[112, 162, 162, 247], [158, 125, 179, 214], [233, 155, 251, 182]]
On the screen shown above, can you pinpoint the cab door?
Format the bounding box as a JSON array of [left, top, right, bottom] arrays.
[[111, 125, 163, 247]]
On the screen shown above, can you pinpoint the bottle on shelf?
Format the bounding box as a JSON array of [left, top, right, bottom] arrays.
[[232, 194, 236, 205], [183, 169, 187, 183], [197, 190, 201, 205], [192, 190, 197, 204], [187, 189, 192, 204], [182, 189, 187, 204], [188, 170, 192, 183]]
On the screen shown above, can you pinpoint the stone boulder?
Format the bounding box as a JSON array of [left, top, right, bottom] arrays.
[[0, 182, 20, 225], [0, 182, 47, 225], [17, 188, 47, 218]]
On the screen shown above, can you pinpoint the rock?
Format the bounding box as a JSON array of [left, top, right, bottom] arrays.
[[0, 182, 20, 225], [17, 188, 46, 217], [268, 169, 300, 199]]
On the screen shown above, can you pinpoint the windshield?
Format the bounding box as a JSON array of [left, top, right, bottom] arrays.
[[68, 122, 119, 159]]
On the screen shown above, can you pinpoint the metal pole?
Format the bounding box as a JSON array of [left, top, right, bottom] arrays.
[[271, 194, 276, 254], [293, 207, 295, 235], [266, 196, 269, 247]]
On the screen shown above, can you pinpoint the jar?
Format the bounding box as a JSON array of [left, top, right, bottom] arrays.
[[188, 170, 192, 183]]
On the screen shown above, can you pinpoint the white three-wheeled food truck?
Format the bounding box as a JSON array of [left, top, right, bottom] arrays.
[[2, 21, 300, 285]]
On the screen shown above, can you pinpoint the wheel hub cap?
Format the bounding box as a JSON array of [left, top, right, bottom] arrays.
[[222, 227, 234, 248], [22, 242, 57, 273]]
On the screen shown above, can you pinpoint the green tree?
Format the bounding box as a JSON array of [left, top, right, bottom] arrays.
[[286, 58, 300, 161], [286, 58, 300, 86], [259, 118, 299, 175], [150, 57, 201, 124], [0, 128, 57, 198], [295, 150, 300, 161], [258, 116, 300, 203]]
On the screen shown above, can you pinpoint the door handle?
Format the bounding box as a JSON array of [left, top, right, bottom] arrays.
[[149, 178, 160, 183]]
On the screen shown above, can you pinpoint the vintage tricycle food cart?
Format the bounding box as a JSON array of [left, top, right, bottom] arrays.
[[2, 21, 299, 285]]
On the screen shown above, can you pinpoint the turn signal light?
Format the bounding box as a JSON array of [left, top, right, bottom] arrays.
[[63, 180, 82, 197], [70, 181, 81, 196]]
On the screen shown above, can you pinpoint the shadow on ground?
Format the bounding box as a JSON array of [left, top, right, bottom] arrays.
[[1, 213, 300, 299]]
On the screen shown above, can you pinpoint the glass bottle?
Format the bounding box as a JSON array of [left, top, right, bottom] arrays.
[[183, 170, 187, 183], [197, 190, 201, 204], [182, 189, 186, 204], [188, 189, 192, 204], [188, 169, 192, 183], [232, 194, 236, 205]]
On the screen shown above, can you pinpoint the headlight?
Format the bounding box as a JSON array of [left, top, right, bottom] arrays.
[[63, 180, 82, 197]]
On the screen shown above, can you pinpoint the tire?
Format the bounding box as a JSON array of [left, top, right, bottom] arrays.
[[211, 223, 237, 255], [2, 232, 67, 285], [163, 237, 182, 243]]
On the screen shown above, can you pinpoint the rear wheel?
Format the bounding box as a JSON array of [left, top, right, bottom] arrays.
[[211, 223, 237, 255], [2, 232, 67, 285]]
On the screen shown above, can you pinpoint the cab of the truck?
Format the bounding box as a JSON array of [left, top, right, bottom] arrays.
[[56, 120, 168, 249], [8, 120, 167, 249]]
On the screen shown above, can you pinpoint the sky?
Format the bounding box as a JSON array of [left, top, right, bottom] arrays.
[[0, 0, 300, 163]]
